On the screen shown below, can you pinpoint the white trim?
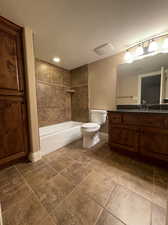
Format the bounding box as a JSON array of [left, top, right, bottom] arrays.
[[166, 199, 168, 225], [0, 204, 3, 225], [138, 70, 161, 104], [160, 67, 165, 104], [28, 151, 42, 162]]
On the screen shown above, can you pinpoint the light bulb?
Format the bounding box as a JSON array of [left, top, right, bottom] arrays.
[[162, 38, 168, 53], [135, 45, 144, 57], [148, 40, 158, 52], [124, 50, 133, 63], [53, 57, 61, 63]]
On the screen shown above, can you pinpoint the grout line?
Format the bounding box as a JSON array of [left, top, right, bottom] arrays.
[[85, 184, 127, 225], [14, 166, 57, 225], [93, 207, 104, 225], [150, 166, 155, 225], [37, 79, 70, 88], [13, 145, 159, 225], [41, 149, 159, 209], [15, 157, 94, 221]]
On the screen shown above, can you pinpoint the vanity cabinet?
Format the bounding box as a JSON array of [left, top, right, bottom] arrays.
[[140, 128, 168, 161], [108, 111, 168, 162], [0, 16, 29, 166], [109, 124, 139, 152]]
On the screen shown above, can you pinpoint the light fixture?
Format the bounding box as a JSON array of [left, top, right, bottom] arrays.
[[53, 57, 61, 63], [162, 37, 168, 53], [124, 50, 133, 63], [148, 39, 158, 52], [135, 44, 144, 57]]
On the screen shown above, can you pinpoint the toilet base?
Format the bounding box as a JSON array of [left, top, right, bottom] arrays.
[[83, 132, 100, 148]]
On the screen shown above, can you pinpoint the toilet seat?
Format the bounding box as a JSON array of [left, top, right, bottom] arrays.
[[82, 123, 100, 132]]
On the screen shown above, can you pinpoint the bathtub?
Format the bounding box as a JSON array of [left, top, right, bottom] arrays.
[[39, 121, 83, 156]]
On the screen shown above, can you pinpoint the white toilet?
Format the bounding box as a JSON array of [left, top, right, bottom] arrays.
[[81, 110, 107, 148]]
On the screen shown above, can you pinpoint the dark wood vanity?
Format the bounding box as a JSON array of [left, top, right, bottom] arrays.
[[108, 111, 168, 163]]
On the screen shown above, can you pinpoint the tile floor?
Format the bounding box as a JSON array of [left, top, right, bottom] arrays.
[[0, 139, 168, 225]]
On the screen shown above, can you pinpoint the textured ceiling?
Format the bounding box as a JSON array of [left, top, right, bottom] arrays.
[[0, 0, 168, 69]]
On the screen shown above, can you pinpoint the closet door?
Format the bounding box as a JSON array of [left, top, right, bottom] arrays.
[[0, 16, 29, 166]]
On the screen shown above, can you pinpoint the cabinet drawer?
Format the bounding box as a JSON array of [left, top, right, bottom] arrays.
[[123, 114, 139, 125], [139, 116, 165, 128], [108, 113, 122, 124], [123, 113, 165, 128]]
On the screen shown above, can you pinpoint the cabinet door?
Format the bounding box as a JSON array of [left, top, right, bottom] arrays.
[[0, 97, 28, 163], [109, 125, 139, 152], [140, 128, 168, 161], [0, 18, 24, 94]]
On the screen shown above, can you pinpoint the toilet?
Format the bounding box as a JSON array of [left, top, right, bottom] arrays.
[[81, 110, 107, 148]]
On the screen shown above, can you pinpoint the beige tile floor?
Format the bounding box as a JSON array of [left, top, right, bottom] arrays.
[[0, 139, 167, 225]]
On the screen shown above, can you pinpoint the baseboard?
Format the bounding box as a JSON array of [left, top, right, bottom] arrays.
[[100, 132, 109, 142], [28, 151, 42, 162]]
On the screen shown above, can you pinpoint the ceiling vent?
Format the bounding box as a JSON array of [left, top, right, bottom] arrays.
[[94, 43, 114, 56]]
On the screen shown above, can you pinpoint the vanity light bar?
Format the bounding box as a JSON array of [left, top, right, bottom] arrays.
[[124, 32, 168, 63]]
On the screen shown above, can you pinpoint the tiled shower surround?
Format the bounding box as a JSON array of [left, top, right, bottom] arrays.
[[36, 60, 89, 127], [71, 65, 89, 122], [36, 59, 71, 127]]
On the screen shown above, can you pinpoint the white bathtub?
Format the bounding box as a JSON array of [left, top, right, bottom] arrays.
[[39, 121, 83, 156]]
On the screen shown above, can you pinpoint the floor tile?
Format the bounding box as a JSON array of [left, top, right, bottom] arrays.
[[44, 148, 67, 161], [151, 204, 166, 225], [51, 188, 103, 225], [0, 183, 31, 212], [33, 174, 75, 212], [16, 160, 48, 176], [106, 185, 151, 225], [40, 216, 56, 225], [46, 154, 75, 172], [0, 140, 167, 225], [92, 143, 113, 159], [0, 167, 25, 196], [23, 164, 57, 189], [96, 209, 125, 225], [153, 167, 168, 208], [78, 171, 116, 206], [2, 194, 49, 225], [117, 172, 154, 202], [61, 161, 92, 185]]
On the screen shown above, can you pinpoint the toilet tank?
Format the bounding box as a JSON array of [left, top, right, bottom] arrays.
[[90, 110, 107, 125]]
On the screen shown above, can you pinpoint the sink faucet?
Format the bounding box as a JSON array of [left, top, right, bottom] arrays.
[[141, 100, 149, 110]]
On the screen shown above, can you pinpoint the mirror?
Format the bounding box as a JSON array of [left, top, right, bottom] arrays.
[[117, 53, 168, 105]]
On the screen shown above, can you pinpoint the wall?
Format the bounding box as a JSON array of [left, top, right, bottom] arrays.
[[116, 72, 139, 105], [87, 53, 124, 133], [24, 27, 40, 161], [36, 59, 71, 127], [88, 53, 124, 111], [71, 65, 89, 122]]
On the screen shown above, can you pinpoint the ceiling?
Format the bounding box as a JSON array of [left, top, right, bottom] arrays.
[[1, 0, 168, 70]]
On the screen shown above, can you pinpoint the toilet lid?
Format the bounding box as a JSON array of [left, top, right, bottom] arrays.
[[82, 123, 100, 129]]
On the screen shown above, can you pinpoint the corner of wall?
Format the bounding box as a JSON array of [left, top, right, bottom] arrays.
[[23, 27, 40, 158]]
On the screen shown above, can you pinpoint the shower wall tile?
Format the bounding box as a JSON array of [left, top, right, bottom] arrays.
[[71, 65, 88, 87], [71, 86, 89, 122], [35, 60, 64, 85], [71, 65, 89, 122], [36, 59, 71, 127], [63, 70, 71, 87]]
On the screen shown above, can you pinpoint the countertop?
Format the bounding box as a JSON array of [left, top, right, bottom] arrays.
[[108, 109, 168, 114]]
